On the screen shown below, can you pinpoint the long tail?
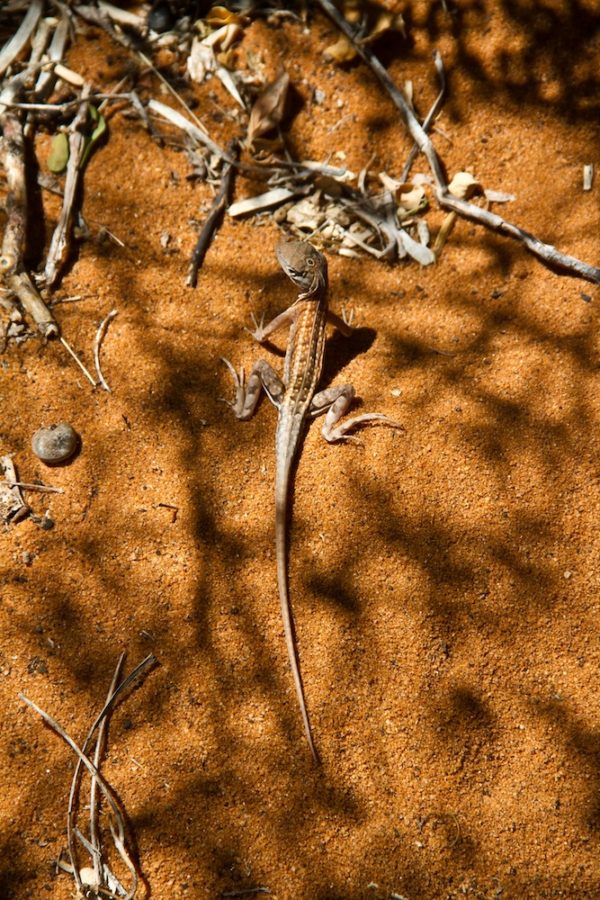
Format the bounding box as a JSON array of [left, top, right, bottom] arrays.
[[275, 451, 319, 763]]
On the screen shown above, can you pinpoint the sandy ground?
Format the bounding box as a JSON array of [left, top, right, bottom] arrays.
[[1, 2, 599, 898]]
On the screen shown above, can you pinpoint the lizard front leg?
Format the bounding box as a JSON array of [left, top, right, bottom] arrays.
[[221, 357, 285, 419], [310, 383, 403, 442], [247, 304, 297, 344]]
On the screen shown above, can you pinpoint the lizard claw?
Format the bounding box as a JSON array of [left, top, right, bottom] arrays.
[[220, 357, 245, 409], [341, 305, 355, 329], [244, 311, 267, 343], [221, 356, 244, 384]]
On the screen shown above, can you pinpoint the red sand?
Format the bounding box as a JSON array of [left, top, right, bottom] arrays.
[[1, 3, 599, 897]]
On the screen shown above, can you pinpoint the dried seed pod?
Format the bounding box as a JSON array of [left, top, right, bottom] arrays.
[[31, 423, 79, 465]]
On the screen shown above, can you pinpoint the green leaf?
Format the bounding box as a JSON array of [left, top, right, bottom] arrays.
[[47, 132, 69, 173], [79, 105, 107, 169], [90, 110, 107, 145]]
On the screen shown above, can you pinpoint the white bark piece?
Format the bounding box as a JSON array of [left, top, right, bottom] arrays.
[[228, 188, 296, 217]]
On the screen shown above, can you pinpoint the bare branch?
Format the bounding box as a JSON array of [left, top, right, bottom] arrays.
[[0, 110, 59, 336], [187, 144, 238, 288], [400, 50, 446, 184]]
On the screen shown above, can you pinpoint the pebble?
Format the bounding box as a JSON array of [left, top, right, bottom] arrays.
[[31, 423, 79, 465]]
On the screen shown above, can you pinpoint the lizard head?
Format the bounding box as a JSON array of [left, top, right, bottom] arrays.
[[276, 239, 327, 297]]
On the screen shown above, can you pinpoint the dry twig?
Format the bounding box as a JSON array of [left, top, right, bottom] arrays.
[[0, 107, 58, 336], [187, 143, 238, 287], [45, 83, 92, 287], [400, 50, 446, 183]]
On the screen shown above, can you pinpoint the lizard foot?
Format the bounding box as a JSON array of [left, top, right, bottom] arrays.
[[219, 357, 246, 414], [322, 413, 404, 444], [244, 311, 267, 343], [341, 305, 355, 329]]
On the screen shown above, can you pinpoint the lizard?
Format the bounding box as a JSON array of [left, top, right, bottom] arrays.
[[222, 238, 401, 763]]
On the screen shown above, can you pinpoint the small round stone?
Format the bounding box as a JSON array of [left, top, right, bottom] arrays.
[[31, 423, 79, 465]]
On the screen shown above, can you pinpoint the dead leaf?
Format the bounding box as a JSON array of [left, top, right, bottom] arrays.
[[378, 174, 427, 215], [324, 35, 357, 64], [361, 11, 407, 44], [433, 211, 457, 258], [205, 6, 247, 27], [47, 132, 69, 173], [215, 66, 244, 108], [216, 49, 236, 69], [203, 22, 243, 51], [247, 70, 290, 147], [248, 135, 285, 157], [417, 219, 430, 247], [398, 184, 427, 215], [187, 38, 216, 82], [79, 867, 99, 889], [399, 228, 435, 266], [379, 171, 402, 192], [286, 196, 326, 231], [484, 188, 516, 203], [448, 171, 483, 200]]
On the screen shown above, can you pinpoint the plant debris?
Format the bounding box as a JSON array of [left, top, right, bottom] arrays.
[[21, 653, 157, 899], [247, 69, 289, 149]]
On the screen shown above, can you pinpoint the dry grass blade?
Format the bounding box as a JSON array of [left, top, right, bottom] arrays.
[[21, 653, 157, 900], [97, 0, 146, 30], [400, 49, 446, 183], [59, 336, 98, 387], [399, 227, 435, 266], [93, 309, 118, 392], [0, 480, 64, 494], [148, 98, 234, 164], [21, 692, 138, 899], [67, 654, 126, 897], [247, 70, 290, 147], [90, 654, 126, 891], [317, 0, 600, 285], [137, 50, 208, 135]]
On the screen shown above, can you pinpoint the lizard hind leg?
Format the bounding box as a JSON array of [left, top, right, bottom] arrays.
[[221, 357, 285, 419], [310, 383, 403, 443]]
